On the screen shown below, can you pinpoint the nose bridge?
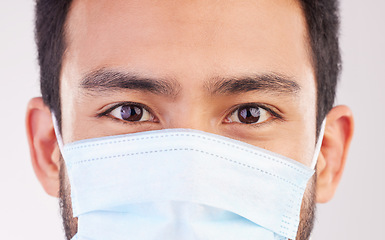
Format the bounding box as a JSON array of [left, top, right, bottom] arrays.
[[166, 107, 212, 132], [164, 94, 215, 132]]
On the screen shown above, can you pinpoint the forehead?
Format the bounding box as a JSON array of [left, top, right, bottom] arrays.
[[63, 0, 313, 83]]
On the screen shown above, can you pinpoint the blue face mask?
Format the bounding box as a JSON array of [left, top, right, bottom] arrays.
[[54, 118, 325, 240]]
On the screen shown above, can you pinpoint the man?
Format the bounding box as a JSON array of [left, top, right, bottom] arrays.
[[26, 0, 354, 239]]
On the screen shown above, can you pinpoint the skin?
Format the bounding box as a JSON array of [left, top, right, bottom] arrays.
[[25, 0, 354, 239], [62, 0, 316, 162]]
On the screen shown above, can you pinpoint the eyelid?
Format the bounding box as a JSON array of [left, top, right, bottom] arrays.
[[227, 103, 283, 120], [97, 101, 156, 120]]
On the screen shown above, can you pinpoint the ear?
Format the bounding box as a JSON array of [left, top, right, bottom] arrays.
[[26, 97, 61, 197], [315, 105, 354, 203]]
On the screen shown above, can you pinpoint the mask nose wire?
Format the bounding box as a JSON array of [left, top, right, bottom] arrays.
[[51, 112, 64, 153], [310, 119, 326, 169]]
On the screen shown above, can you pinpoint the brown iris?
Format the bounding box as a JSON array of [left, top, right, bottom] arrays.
[[120, 105, 143, 121], [238, 106, 261, 124]]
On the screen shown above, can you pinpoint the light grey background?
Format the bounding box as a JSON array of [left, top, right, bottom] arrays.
[[0, 1, 384, 239]]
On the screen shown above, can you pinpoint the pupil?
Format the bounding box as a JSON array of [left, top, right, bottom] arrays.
[[238, 107, 260, 124], [121, 105, 143, 121]]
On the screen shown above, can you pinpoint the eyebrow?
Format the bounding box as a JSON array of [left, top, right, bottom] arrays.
[[80, 68, 181, 97], [206, 73, 300, 96], [80, 68, 300, 98]]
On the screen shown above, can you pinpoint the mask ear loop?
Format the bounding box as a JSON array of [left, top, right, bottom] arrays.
[[51, 112, 64, 152], [310, 119, 326, 169]]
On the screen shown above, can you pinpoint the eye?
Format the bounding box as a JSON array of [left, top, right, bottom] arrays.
[[225, 105, 272, 124], [109, 104, 155, 122]]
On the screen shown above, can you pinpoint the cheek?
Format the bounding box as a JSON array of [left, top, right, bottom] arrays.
[[287, 128, 318, 167], [254, 133, 316, 166], [262, 119, 317, 166]]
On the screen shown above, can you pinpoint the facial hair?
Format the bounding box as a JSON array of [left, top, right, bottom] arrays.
[[295, 175, 316, 240], [59, 157, 78, 240], [59, 156, 316, 240]]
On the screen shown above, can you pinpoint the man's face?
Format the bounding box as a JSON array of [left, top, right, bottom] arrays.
[[60, 0, 317, 238]]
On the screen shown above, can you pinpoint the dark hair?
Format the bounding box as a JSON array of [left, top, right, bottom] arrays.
[[298, 0, 341, 136], [35, 0, 72, 131], [35, 0, 341, 136]]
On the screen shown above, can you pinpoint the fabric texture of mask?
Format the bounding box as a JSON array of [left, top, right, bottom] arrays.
[[56, 128, 320, 240]]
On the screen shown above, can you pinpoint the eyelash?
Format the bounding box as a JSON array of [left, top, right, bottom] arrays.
[[97, 101, 157, 125], [230, 103, 283, 119], [227, 103, 283, 122], [97, 102, 283, 125]]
